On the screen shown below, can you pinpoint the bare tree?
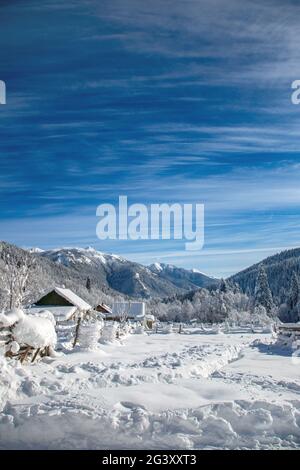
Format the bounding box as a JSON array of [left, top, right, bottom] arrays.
[[117, 301, 131, 324], [1, 250, 36, 309]]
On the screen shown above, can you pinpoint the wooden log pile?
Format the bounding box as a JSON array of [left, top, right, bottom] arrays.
[[4, 343, 52, 363]]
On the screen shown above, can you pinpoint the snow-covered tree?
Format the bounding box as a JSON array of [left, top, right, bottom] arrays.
[[86, 277, 91, 291], [114, 302, 131, 324], [288, 272, 300, 311], [252, 305, 270, 326], [182, 299, 194, 322], [219, 278, 228, 293], [147, 284, 253, 324], [0, 250, 36, 309], [254, 264, 273, 314]]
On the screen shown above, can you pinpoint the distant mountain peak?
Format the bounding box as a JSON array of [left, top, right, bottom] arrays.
[[27, 247, 45, 253]]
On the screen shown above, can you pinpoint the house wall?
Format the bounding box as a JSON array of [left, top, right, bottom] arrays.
[[36, 291, 73, 307]]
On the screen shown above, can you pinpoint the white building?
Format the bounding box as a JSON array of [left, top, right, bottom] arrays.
[[107, 301, 146, 322]]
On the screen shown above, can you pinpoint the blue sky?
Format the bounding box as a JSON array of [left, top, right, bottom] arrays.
[[1, 0, 300, 277]]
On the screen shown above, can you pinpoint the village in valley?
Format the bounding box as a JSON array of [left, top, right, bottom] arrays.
[[0, 242, 300, 449], [1, 286, 151, 363]]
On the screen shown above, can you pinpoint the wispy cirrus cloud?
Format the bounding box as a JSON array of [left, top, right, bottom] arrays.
[[1, 0, 300, 276]]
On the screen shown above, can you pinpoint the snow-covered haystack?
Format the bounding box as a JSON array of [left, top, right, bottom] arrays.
[[134, 324, 146, 335], [13, 316, 57, 349], [201, 325, 220, 335], [78, 320, 103, 350], [0, 308, 57, 363], [213, 325, 223, 335], [118, 322, 132, 338], [262, 324, 274, 334], [162, 324, 173, 334], [99, 322, 118, 344], [34, 309, 56, 326]]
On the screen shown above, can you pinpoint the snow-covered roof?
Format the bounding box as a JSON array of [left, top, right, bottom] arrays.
[[52, 287, 91, 311], [96, 303, 112, 314], [111, 302, 145, 318], [28, 306, 77, 321]]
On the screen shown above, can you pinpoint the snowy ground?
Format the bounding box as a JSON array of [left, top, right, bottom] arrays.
[[1, 328, 300, 450]]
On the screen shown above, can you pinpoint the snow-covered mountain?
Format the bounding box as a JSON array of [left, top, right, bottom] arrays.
[[38, 247, 218, 299], [4, 240, 300, 307], [0, 242, 219, 304], [148, 262, 219, 290]]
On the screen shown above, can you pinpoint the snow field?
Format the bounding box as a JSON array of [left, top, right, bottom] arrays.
[[1, 397, 300, 450], [1, 330, 300, 449]]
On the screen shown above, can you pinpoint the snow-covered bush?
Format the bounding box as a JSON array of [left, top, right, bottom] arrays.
[[78, 320, 103, 350], [100, 322, 118, 343], [214, 325, 223, 334], [252, 305, 273, 326], [162, 323, 173, 334], [119, 322, 132, 337], [134, 324, 146, 335]]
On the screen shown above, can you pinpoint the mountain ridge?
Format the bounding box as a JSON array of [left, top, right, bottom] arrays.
[[229, 247, 300, 305], [1, 240, 299, 308], [0, 242, 218, 303], [38, 246, 219, 298]]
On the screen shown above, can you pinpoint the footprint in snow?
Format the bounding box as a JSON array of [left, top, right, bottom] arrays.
[[116, 401, 147, 412]]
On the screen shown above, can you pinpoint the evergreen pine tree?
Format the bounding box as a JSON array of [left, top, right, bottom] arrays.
[[219, 278, 228, 293], [289, 271, 300, 311], [86, 276, 91, 291], [255, 264, 273, 313]]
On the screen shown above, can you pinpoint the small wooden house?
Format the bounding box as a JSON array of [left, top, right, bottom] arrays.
[[28, 287, 92, 323], [95, 303, 112, 315]]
